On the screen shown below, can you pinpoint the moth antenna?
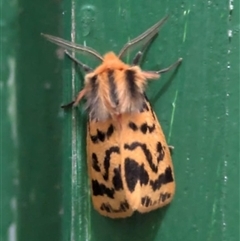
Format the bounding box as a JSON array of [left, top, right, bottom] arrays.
[[118, 15, 169, 59], [41, 33, 104, 62], [65, 50, 93, 73]]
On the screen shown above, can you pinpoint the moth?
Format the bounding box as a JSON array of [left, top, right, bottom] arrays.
[[42, 16, 182, 218]]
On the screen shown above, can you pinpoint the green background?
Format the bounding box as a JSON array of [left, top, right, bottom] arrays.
[[1, 0, 239, 241]]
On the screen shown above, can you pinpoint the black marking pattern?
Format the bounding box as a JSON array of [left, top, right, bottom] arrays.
[[92, 153, 100, 172], [100, 200, 130, 213], [90, 124, 115, 143], [124, 142, 158, 173], [91, 146, 120, 180], [92, 180, 115, 199], [106, 124, 114, 137], [160, 192, 171, 202], [108, 70, 119, 106], [141, 192, 171, 207], [140, 123, 155, 134], [140, 101, 149, 112], [156, 142, 165, 162], [103, 147, 120, 181], [124, 158, 149, 192], [112, 166, 123, 191], [128, 121, 155, 134], [125, 69, 139, 98], [128, 122, 138, 131], [150, 166, 174, 191]]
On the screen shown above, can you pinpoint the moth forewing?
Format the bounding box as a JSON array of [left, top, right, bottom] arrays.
[[86, 118, 134, 218], [120, 102, 175, 214]]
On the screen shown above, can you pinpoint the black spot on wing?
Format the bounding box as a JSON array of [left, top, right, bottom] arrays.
[[103, 146, 120, 181], [90, 129, 105, 143], [140, 123, 155, 134], [92, 180, 115, 199], [112, 165, 123, 191], [140, 123, 148, 134], [128, 121, 155, 134], [150, 166, 174, 191], [97, 130, 105, 142], [108, 70, 119, 106], [106, 124, 114, 137], [156, 142, 165, 162], [100, 203, 111, 213], [90, 135, 98, 144], [124, 158, 149, 192], [164, 166, 174, 183], [139, 164, 149, 186], [128, 121, 138, 131], [124, 158, 138, 192], [160, 192, 171, 202], [90, 124, 115, 144], [141, 196, 152, 207], [143, 96, 156, 120], [92, 153, 100, 172], [140, 101, 149, 112], [124, 142, 158, 173], [141, 193, 171, 207]]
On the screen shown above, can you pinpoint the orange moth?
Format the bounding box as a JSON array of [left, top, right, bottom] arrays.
[[42, 16, 182, 218]]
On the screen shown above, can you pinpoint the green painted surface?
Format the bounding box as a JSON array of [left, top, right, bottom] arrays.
[[16, 0, 63, 239], [2, 0, 63, 240], [2, 0, 239, 241], [59, 1, 239, 241], [1, 1, 19, 240]]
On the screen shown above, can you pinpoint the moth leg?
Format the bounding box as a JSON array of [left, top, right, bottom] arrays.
[[61, 101, 75, 109], [142, 58, 183, 79], [132, 32, 158, 65], [156, 58, 182, 74], [64, 50, 93, 73], [61, 89, 86, 108], [168, 145, 174, 155], [168, 145, 174, 150], [61, 51, 89, 109], [132, 51, 143, 65]]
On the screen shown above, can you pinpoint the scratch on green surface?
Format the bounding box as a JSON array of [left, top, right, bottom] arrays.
[[183, 9, 190, 42], [86, 189, 91, 241], [118, 1, 121, 14], [7, 57, 18, 147], [168, 90, 178, 142], [207, 160, 221, 241], [125, 37, 131, 64], [183, 21, 187, 42]]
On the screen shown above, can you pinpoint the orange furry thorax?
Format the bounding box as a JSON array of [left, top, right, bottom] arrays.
[[94, 52, 129, 75]]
